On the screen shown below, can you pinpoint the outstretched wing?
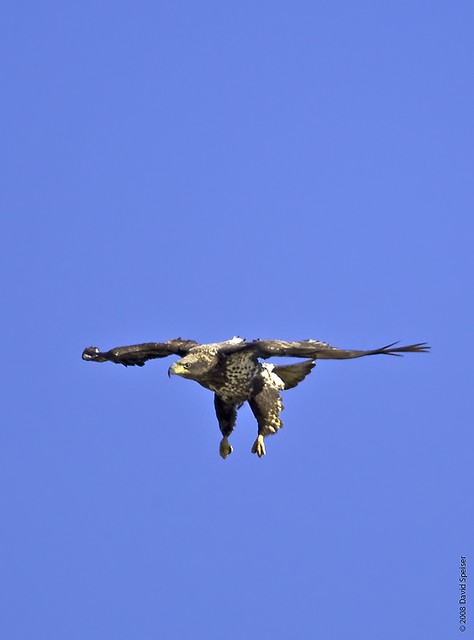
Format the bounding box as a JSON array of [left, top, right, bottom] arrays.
[[238, 339, 430, 360], [82, 338, 199, 367]]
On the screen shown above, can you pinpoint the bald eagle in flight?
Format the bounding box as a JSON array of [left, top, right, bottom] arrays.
[[82, 337, 429, 458]]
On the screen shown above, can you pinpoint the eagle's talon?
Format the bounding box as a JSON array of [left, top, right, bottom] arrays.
[[219, 437, 233, 459], [251, 435, 266, 458]]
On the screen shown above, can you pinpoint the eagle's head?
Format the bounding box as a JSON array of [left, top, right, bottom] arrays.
[[168, 350, 218, 381], [82, 346, 107, 362]]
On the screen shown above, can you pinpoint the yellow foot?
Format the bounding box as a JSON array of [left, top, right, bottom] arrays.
[[219, 437, 233, 459], [251, 435, 266, 458]]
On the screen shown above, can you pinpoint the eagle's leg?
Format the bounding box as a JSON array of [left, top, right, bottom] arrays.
[[248, 385, 284, 458], [214, 395, 237, 459]]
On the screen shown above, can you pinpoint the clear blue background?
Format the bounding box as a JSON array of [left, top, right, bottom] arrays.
[[1, 2, 472, 638]]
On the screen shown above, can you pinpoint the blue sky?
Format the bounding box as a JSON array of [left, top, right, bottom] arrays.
[[1, 2, 473, 638]]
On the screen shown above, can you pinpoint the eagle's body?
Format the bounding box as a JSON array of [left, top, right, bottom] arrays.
[[191, 342, 261, 401], [82, 336, 429, 458]]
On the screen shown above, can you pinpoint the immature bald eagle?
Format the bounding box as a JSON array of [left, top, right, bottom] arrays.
[[82, 337, 429, 458]]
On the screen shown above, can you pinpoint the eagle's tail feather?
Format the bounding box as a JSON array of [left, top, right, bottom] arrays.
[[273, 360, 316, 390]]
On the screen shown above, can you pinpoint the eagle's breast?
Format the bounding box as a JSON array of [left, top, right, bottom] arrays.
[[210, 352, 260, 403]]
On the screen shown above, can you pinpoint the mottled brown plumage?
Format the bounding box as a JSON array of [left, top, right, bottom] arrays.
[[82, 336, 429, 458]]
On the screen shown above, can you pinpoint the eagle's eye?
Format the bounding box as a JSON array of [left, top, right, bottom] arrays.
[[181, 363, 190, 369]]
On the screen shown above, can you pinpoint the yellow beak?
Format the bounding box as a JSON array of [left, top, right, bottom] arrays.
[[168, 362, 187, 377]]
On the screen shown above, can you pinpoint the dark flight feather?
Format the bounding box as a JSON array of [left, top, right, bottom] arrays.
[[82, 339, 199, 367], [224, 339, 430, 360]]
